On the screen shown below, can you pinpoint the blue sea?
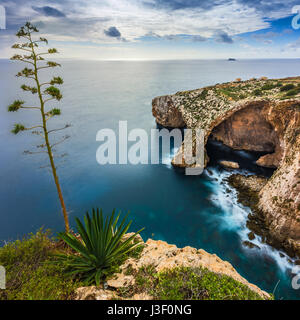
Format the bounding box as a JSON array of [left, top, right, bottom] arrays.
[[0, 59, 300, 299]]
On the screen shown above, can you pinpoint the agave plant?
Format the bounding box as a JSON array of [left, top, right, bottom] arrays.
[[57, 209, 144, 285]]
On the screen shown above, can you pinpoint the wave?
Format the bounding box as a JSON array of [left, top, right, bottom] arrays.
[[206, 167, 296, 272], [161, 147, 179, 169]]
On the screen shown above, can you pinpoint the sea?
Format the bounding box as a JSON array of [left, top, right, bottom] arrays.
[[0, 58, 300, 299]]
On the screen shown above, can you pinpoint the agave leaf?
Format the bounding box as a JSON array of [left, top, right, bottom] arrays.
[[103, 209, 115, 248], [95, 269, 103, 286], [58, 209, 144, 285], [58, 232, 91, 260], [105, 220, 132, 255], [75, 217, 93, 252], [112, 210, 121, 232], [107, 229, 144, 263]]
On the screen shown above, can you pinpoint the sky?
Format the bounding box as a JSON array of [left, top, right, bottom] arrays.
[[0, 0, 300, 60]]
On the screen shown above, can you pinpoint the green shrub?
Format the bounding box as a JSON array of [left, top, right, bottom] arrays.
[[218, 89, 239, 100], [280, 84, 295, 92], [253, 89, 262, 96], [285, 88, 300, 96], [133, 266, 267, 300], [261, 83, 278, 90], [199, 89, 208, 100], [58, 209, 144, 286], [0, 229, 81, 300]]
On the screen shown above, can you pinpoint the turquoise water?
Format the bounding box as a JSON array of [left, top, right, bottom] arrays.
[[0, 59, 300, 299]]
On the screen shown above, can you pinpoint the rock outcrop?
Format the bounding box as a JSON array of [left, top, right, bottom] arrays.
[[152, 95, 185, 127], [152, 77, 300, 257], [211, 102, 280, 167], [75, 234, 270, 300], [220, 160, 239, 169]]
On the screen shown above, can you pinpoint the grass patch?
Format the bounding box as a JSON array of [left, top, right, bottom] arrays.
[[0, 229, 83, 300], [199, 89, 208, 100], [253, 89, 262, 96], [124, 266, 268, 300], [0, 228, 144, 300], [261, 83, 279, 90], [285, 88, 300, 97], [218, 89, 240, 101], [280, 84, 296, 92]]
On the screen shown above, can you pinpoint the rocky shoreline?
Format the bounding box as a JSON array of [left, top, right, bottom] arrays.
[[152, 77, 300, 258]]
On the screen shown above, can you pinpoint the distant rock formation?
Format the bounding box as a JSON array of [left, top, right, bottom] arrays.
[[152, 77, 300, 257]]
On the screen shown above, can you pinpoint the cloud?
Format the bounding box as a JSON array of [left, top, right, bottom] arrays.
[[144, 32, 208, 42], [263, 39, 273, 44], [252, 31, 279, 40], [236, 0, 299, 19], [0, 0, 299, 59], [287, 37, 300, 49], [192, 35, 207, 42], [0, 0, 272, 44], [32, 6, 65, 17], [104, 26, 121, 38], [215, 31, 234, 44], [144, 0, 300, 19], [142, 0, 223, 11]]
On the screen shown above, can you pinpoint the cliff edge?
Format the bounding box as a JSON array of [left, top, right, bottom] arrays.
[[75, 234, 270, 300]]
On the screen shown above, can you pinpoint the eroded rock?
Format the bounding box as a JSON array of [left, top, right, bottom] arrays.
[[152, 95, 185, 127], [152, 77, 300, 257], [220, 160, 239, 169]]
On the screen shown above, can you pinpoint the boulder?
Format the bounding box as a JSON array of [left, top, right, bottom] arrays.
[[220, 160, 239, 169]]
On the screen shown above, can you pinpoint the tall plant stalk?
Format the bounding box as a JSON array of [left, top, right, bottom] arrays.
[[8, 22, 70, 232]]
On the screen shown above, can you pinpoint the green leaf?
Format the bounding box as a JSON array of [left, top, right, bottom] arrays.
[[21, 84, 37, 94], [47, 61, 61, 68], [57, 209, 144, 285], [11, 123, 25, 134], [48, 48, 58, 54], [40, 37, 48, 44], [8, 100, 24, 112], [16, 68, 35, 78], [44, 86, 62, 101], [49, 108, 61, 116], [50, 77, 63, 85]]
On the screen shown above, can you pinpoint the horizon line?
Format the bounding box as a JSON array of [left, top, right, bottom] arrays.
[[1, 57, 300, 62]]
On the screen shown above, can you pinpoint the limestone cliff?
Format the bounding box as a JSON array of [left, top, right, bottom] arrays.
[[152, 77, 300, 257]]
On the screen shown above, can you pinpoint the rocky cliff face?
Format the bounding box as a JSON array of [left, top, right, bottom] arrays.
[[152, 77, 300, 258], [211, 102, 280, 166], [152, 95, 185, 127]]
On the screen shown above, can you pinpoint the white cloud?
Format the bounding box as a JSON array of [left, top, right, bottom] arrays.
[[0, 0, 299, 59], [2, 0, 273, 43], [286, 37, 300, 49]]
